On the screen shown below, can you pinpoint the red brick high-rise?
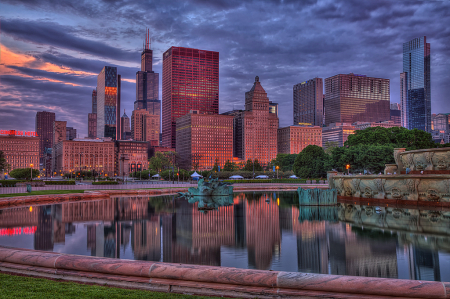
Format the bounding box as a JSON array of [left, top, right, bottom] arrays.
[[231, 76, 279, 165], [162, 47, 219, 149], [35, 111, 55, 164]]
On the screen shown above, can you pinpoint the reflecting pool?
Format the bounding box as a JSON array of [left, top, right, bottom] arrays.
[[0, 191, 449, 282]]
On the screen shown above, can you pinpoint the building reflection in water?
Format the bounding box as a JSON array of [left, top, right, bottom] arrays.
[[0, 192, 449, 282]]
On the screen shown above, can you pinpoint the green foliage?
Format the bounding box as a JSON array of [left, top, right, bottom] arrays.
[[324, 141, 339, 155], [130, 169, 158, 178], [253, 159, 263, 171], [243, 159, 263, 171], [223, 160, 236, 171], [149, 151, 176, 171], [212, 157, 220, 172], [44, 181, 76, 185], [271, 153, 298, 171], [293, 145, 329, 179], [243, 159, 253, 171], [0, 179, 28, 187], [0, 151, 8, 171], [328, 144, 395, 173], [9, 168, 40, 180], [0, 190, 84, 198], [92, 181, 119, 185], [345, 127, 437, 150]]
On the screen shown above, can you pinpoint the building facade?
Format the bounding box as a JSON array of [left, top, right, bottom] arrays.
[[293, 78, 323, 126], [269, 101, 278, 117], [115, 140, 148, 177], [176, 111, 233, 170], [88, 89, 97, 138], [53, 121, 66, 145], [66, 127, 77, 140], [96, 66, 121, 139], [232, 77, 279, 165], [0, 132, 39, 173], [431, 113, 450, 144], [322, 123, 356, 148], [120, 110, 131, 140], [400, 36, 431, 132], [88, 113, 97, 138], [390, 103, 401, 125], [162, 47, 219, 149], [53, 139, 115, 177], [277, 125, 322, 154], [35, 111, 55, 165], [131, 109, 159, 145], [352, 121, 401, 130], [324, 74, 390, 126], [135, 30, 160, 120]]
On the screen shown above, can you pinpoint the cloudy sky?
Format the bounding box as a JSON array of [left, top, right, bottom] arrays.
[[1, 0, 449, 137]]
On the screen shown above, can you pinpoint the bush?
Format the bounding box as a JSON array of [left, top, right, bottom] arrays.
[[92, 181, 119, 185], [44, 181, 76, 185], [0, 180, 28, 187], [9, 168, 40, 180]]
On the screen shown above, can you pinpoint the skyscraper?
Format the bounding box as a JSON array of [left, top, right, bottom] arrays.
[[400, 36, 431, 132], [88, 90, 97, 138], [162, 47, 219, 148], [131, 109, 159, 145], [66, 127, 77, 140], [135, 30, 160, 116], [232, 76, 278, 165], [324, 73, 390, 126], [96, 66, 121, 139], [293, 78, 323, 126], [120, 110, 131, 140], [35, 111, 55, 164]]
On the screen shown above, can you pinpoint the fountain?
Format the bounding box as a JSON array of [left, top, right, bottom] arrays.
[[298, 187, 337, 205], [179, 177, 233, 198], [329, 147, 450, 203]]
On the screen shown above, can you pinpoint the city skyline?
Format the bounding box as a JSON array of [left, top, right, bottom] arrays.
[[1, 1, 449, 136]]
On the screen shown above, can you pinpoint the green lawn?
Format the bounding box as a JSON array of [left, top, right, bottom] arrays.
[[0, 273, 224, 299], [0, 190, 84, 198]]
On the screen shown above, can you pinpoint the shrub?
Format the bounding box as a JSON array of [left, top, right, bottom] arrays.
[[44, 181, 76, 185], [92, 181, 119, 185]]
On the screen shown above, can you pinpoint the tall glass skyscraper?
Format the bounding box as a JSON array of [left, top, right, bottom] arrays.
[[400, 36, 431, 132], [97, 66, 120, 139]]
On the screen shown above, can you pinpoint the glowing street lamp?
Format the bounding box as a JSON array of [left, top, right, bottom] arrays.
[[345, 164, 351, 175], [276, 165, 279, 179]]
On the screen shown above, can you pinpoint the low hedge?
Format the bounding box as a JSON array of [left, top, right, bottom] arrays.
[[92, 181, 119, 185], [0, 180, 28, 187], [44, 181, 76, 185], [222, 179, 323, 184]]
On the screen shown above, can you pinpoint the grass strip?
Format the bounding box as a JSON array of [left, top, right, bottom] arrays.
[[0, 272, 223, 299], [0, 190, 84, 198]]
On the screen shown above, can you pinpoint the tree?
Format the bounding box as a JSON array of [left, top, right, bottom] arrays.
[[270, 153, 298, 171], [345, 127, 437, 150], [293, 145, 329, 178], [223, 160, 235, 171], [324, 141, 339, 155], [9, 168, 40, 180], [212, 157, 220, 172], [253, 159, 263, 171], [0, 151, 8, 171], [327, 144, 395, 174], [149, 152, 175, 171], [244, 159, 253, 171]]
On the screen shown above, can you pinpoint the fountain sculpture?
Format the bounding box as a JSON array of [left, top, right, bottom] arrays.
[[298, 187, 337, 205], [328, 147, 450, 203]]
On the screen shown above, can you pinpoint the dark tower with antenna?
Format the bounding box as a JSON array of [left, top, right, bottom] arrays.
[[134, 29, 160, 144]]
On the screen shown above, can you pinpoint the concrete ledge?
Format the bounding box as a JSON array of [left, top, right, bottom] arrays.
[[0, 246, 447, 298]]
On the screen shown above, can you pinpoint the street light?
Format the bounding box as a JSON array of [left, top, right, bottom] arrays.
[[30, 164, 33, 181], [346, 164, 350, 175], [276, 165, 279, 179], [79, 152, 84, 181]]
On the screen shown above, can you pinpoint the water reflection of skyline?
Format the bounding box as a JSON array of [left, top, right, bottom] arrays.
[[0, 192, 449, 282]]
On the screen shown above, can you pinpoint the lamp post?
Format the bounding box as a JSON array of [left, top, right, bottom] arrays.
[[276, 165, 279, 179], [346, 164, 350, 175], [30, 164, 33, 181]]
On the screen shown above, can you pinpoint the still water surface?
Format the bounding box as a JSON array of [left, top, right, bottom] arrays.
[[0, 191, 449, 282]]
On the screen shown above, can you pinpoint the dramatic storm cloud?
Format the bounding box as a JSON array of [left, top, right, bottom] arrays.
[[1, 0, 449, 136]]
